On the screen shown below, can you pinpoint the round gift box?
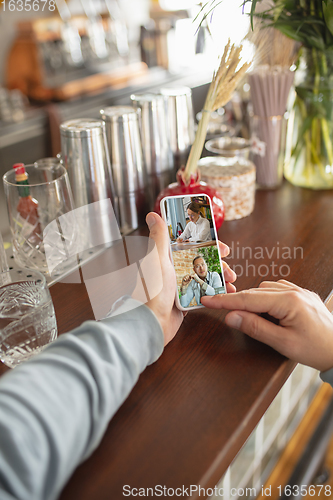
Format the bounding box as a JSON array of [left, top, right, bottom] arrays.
[[198, 156, 256, 221]]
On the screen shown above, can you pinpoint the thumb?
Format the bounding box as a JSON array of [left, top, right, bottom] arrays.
[[146, 212, 170, 260], [225, 310, 285, 354]]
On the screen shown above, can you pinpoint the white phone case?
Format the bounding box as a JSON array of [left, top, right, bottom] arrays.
[[160, 193, 226, 312]]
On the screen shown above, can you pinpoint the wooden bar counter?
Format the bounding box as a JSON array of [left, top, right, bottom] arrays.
[[39, 181, 333, 498]]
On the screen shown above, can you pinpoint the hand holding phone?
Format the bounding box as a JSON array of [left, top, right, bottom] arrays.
[[192, 273, 204, 284], [160, 194, 227, 311]]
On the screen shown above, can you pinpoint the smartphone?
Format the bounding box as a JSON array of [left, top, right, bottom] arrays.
[[160, 193, 226, 311]]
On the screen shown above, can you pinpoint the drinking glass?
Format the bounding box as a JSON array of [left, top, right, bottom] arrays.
[[0, 232, 8, 274], [0, 269, 57, 368], [0, 232, 9, 287], [3, 163, 75, 273]]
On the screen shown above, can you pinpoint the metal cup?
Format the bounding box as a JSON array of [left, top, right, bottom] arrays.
[[100, 106, 149, 234], [159, 86, 195, 173], [131, 93, 173, 205], [60, 119, 116, 206], [60, 118, 119, 244]]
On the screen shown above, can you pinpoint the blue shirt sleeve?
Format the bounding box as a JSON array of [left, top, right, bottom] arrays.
[[0, 297, 164, 500], [179, 280, 195, 307], [204, 272, 223, 296]]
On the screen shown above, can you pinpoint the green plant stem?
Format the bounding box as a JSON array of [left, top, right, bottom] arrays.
[[306, 49, 333, 173], [298, 97, 312, 182], [321, 52, 328, 74], [321, 117, 333, 164], [310, 0, 315, 17], [305, 129, 312, 183], [310, 141, 321, 165], [318, 51, 333, 166], [311, 48, 320, 159]]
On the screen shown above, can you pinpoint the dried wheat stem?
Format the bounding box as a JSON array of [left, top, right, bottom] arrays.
[[183, 40, 251, 182]]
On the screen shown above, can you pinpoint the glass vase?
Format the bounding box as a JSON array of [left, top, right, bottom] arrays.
[[284, 48, 333, 189]]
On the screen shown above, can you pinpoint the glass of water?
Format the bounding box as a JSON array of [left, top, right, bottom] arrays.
[[0, 269, 58, 368]]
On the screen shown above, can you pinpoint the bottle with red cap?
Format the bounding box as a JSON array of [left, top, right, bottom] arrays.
[[13, 163, 42, 242]]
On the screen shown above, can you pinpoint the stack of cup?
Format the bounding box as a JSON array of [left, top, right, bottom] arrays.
[[131, 93, 173, 206], [159, 86, 195, 174], [60, 119, 116, 210], [100, 106, 149, 234], [60, 118, 120, 245]]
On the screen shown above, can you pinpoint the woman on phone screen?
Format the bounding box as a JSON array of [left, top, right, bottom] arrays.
[[176, 202, 212, 243]]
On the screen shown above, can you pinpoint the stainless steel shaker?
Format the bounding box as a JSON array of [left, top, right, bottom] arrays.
[[131, 93, 173, 205], [60, 118, 120, 244], [100, 106, 149, 234], [159, 86, 195, 173]]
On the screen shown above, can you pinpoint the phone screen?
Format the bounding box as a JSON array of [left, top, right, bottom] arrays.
[[161, 194, 226, 309]]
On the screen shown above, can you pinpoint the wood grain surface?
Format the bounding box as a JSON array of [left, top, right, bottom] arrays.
[[55, 181, 333, 499], [7, 181, 333, 499]]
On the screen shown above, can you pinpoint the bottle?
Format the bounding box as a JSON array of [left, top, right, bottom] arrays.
[[13, 163, 42, 242], [176, 222, 184, 237]]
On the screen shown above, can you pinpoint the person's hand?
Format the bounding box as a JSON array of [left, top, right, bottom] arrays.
[[133, 213, 184, 346], [182, 275, 192, 287], [201, 280, 333, 372], [176, 237, 183, 243], [192, 273, 204, 285], [218, 242, 237, 293]]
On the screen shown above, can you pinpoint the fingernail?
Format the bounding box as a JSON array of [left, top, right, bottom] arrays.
[[146, 213, 156, 229], [226, 313, 243, 329]]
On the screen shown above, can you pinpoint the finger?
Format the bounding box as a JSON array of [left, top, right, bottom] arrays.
[[259, 281, 288, 289], [256, 287, 292, 293], [200, 289, 289, 320], [258, 283, 295, 292], [277, 279, 303, 290], [259, 280, 297, 290], [139, 213, 174, 301], [224, 310, 286, 353], [146, 212, 170, 260], [218, 241, 230, 258], [222, 261, 237, 283], [226, 283, 237, 293]]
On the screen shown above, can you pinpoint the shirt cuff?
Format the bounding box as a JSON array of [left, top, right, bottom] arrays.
[[100, 296, 164, 366]]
